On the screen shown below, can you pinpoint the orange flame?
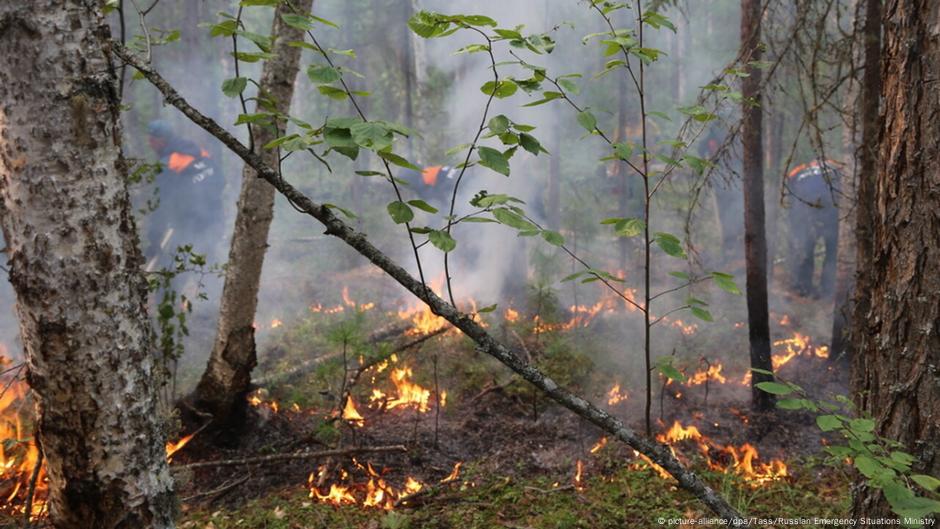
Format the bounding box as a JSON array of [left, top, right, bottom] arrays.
[[607, 384, 628, 406], [0, 365, 47, 519], [441, 462, 462, 483], [686, 363, 727, 386], [165, 431, 196, 462], [590, 437, 608, 454], [342, 396, 365, 426], [574, 460, 585, 490]]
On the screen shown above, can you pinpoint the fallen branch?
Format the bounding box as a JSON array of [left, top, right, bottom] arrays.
[[179, 474, 250, 503], [113, 42, 744, 522], [255, 323, 411, 387], [175, 444, 407, 471]]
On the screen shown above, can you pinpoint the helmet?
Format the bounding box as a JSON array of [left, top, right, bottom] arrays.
[[147, 119, 173, 139]]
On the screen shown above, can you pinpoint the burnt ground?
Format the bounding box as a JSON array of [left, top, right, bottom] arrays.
[[168, 306, 849, 518]]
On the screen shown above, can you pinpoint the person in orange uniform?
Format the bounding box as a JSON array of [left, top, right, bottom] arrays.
[[145, 120, 224, 271]]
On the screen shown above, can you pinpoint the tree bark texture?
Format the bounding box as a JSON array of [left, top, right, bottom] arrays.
[[852, 0, 940, 519], [0, 2, 175, 528], [740, 0, 776, 411], [195, 0, 313, 426]]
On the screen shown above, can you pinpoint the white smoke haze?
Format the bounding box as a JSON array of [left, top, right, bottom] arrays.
[[0, 0, 847, 396]]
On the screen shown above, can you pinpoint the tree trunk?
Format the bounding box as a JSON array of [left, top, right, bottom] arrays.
[[0, 2, 175, 527], [850, 0, 882, 378], [830, 31, 861, 364], [852, 0, 940, 520], [740, 0, 776, 412], [195, 0, 313, 426]]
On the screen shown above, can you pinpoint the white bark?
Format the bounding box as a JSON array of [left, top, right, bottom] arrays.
[[0, 2, 175, 527]]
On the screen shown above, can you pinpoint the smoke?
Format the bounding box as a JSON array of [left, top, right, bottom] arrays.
[[0, 0, 849, 402]]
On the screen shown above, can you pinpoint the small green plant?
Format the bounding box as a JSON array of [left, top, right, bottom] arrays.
[[755, 374, 940, 523]]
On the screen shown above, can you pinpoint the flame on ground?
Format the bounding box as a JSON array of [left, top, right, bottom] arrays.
[[441, 462, 462, 483], [590, 437, 608, 454], [686, 363, 726, 386], [310, 462, 424, 510], [641, 421, 788, 487], [607, 384, 629, 406], [574, 460, 585, 490], [0, 364, 47, 519], [165, 431, 197, 462], [342, 396, 365, 427]]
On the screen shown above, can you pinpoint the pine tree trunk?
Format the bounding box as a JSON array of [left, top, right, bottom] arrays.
[[852, 0, 940, 519], [195, 0, 314, 426], [740, 0, 776, 411], [830, 36, 860, 364], [0, 2, 175, 527]]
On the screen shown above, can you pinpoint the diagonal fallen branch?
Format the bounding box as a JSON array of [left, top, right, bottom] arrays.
[[175, 444, 407, 470], [112, 42, 744, 522]]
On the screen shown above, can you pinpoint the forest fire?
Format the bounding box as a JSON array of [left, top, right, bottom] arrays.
[[165, 431, 197, 463], [0, 373, 47, 519], [649, 421, 789, 487], [310, 462, 424, 510], [686, 363, 727, 386], [342, 396, 365, 426], [441, 462, 462, 483], [590, 437, 608, 454], [370, 367, 432, 413], [607, 384, 629, 405], [574, 460, 585, 490]]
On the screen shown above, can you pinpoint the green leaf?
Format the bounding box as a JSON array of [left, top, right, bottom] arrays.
[[477, 304, 498, 313], [377, 150, 420, 171], [755, 381, 794, 395], [614, 218, 645, 237], [654, 232, 686, 258], [307, 64, 342, 84], [911, 474, 940, 492], [429, 230, 457, 252], [492, 208, 537, 231], [387, 201, 414, 224], [690, 306, 713, 322], [849, 418, 876, 433], [816, 415, 843, 432], [519, 133, 543, 155], [350, 121, 393, 151], [221, 77, 248, 97], [481, 80, 518, 98], [407, 199, 438, 214], [576, 110, 597, 132], [711, 272, 741, 295], [854, 455, 884, 479], [541, 230, 565, 246], [777, 398, 809, 410], [478, 146, 510, 176], [317, 85, 348, 100], [488, 114, 510, 134], [323, 203, 357, 219]]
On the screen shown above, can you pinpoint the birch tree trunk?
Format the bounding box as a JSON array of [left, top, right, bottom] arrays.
[[852, 0, 940, 519], [740, 0, 776, 412], [194, 0, 314, 426], [0, 2, 175, 527]]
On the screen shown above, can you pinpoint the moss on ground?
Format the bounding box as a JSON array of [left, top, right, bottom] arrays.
[[181, 458, 850, 529]]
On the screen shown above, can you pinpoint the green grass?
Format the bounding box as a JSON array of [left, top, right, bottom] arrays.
[[180, 458, 851, 529]]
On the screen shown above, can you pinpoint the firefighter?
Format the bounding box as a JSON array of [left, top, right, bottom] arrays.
[[786, 160, 839, 298], [145, 120, 225, 272]]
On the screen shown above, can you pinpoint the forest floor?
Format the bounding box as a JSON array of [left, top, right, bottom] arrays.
[[165, 264, 855, 529]]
